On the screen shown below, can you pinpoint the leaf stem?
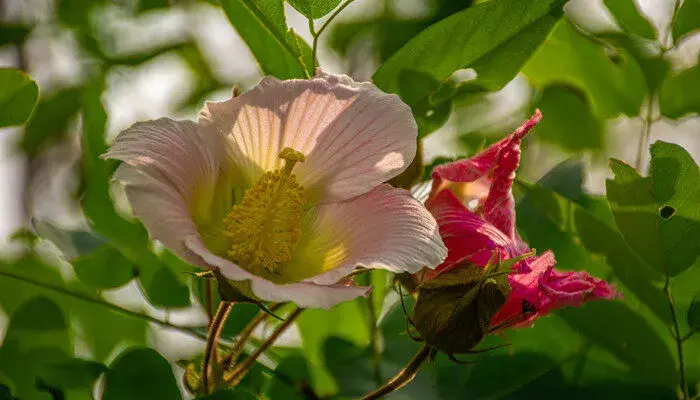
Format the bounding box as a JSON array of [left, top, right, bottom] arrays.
[[224, 303, 283, 370], [307, 16, 317, 70], [311, 0, 357, 70], [367, 293, 383, 387], [205, 278, 214, 324], [202, 301, 233, 394], [225, 306, 304, 385], [665, 276, 689, 399], [360, 344, 431, 400], [635, 95, 654, 172]]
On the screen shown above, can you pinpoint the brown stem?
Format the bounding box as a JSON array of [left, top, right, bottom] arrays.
[[225, 307, 304, 385], [360, 344, 431, 400], [205, 279, 214, 325], [202, 302, 233, 394]]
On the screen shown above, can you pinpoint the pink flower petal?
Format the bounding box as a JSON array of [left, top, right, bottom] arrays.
[[200, 69, 417, 202], [302, 184, 447, 285], [491, 251, 621, 328], [185, 235, 369, 309], [104, 118, 222, 264], [428, 111, 542, 238], [427, 189, 523, 277]]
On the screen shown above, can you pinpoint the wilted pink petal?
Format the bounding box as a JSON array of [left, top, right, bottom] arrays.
[[491, 251, 621, 328]]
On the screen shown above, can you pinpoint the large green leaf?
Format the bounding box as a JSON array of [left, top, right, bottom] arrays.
[[287, 0, 341, 19], [0, 69, 38, 128], [531, 84, 604, 151], [373, 0, 566, 97], [21, 87, 82, 155], [219, 0, 312, 79], [602, 0, 656, 40], [524, 19, 646, 118], [672, 0, 700, 42], [659, 60, 700, 119], [102, 348, 182, 400], [606, 142, 700, 277], [72, 245, 136, 289]]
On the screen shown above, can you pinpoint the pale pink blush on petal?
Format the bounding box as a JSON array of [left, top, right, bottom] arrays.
[[302, 184, 447, 286], [185, 235, 370, 310], [200, 69, 417, 202]]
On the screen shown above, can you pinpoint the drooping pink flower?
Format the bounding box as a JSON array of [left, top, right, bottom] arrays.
[[424, 110, 620, 328], [105, 69, 447, 309]]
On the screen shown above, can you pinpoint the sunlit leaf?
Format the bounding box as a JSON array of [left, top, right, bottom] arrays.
[[672, 0, 700, 42], [606, 142, 700, 277], [288, 0, 342, 19], [219, 0, 312, 79], [374, 0, 566, 98], [659, 61, 700, 119], [102, 348, 182, 400], [0, 68, 38, 128], [602, 0, 656, 40], [531, 84, 604, 151], [524, 20, 646, 118]]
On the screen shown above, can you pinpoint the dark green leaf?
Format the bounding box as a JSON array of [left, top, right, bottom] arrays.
[[689, 291, 700, 331], [266, 354, 313, 400], [373, 0, 566, 97], [606, 142, 700, 276], [531, 84, 604, 151], [288, 0, 342, 19], [10, 296, 66, 331], [0, 24, 31, 47], [102, 348, 182, 400], [0, 69, 38, 128], [138, 0, 170, 12], [37, 357, 106, 390], [659, 61, 700, 119], [72, 245, 136, 289], [0, 383, 18, 400], [22, 86, 82, 155], [322, 337, 375, 397], [219, 0, 311, 79], [524, 20, 647, 118], [602, 0, 656, 40], [672, 0, 700, 42], [558, 301, 677, 387], [196, 389, 258, 400]]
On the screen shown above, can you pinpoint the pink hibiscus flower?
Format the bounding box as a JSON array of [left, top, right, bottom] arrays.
[[424, 110, 620, 328]]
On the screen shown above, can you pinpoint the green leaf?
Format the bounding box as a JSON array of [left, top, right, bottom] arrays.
[[37, 357, 106, 390], [22, 86, 82, 156], [287, 0, 341, 19], [32, 220, 104, 260], [322, 337, 375, 397], [102, 348, 182, 400], [266, 354, 313, 400], [373, 0, 566, 97], [524, 20, 647, 118], [219, 0, 311, 79], [11, 296, 66, 331], [606, 142, 700, 276], [659, 61, 700, 119], [72, 245, 136, 289], [196, 389, 258, 400], [0, 69, 38, 128], [531, 84, 604, 151], [558, 301, 677, 387], [672, 0, 700, 42], [602, 0, 656, 40], [689, 291, 700, 331], [0, 24, 31, 47], [138, 0, 170, 12]]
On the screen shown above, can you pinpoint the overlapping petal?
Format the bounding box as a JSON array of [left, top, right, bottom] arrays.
[[200, 69, 417, 203]]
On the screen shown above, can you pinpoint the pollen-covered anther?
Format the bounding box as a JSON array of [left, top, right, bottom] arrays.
[[223, 148, 307, 275]]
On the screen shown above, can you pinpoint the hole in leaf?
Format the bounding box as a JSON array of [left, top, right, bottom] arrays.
[[659, 205, 676, 219]]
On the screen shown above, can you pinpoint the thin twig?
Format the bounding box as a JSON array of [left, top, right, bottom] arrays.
[[307, 16, 317, 70], [311, 0, 357, 69], [0, 268, 207, 341], [635, 95, 654, 172], [665, 276, 689, 399], [225, 303, 283, 370], [360, 344, 431, 400], [225, 307, 304, 385], [367, 293, 383, 387], [202, 301, 233, 394]]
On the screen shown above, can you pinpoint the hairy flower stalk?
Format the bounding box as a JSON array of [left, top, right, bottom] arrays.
[[105, 69, 447, 309]]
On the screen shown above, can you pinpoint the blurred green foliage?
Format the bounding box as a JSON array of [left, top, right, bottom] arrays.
[[1, 0, 699, 399]]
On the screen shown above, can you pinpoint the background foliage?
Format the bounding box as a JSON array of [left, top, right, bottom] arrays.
[[0, 0, 699, 399]]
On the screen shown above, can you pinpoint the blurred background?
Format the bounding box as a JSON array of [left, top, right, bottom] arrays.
[[0, 0, 698, 398]]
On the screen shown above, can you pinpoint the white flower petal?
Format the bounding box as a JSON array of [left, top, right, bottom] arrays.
[[104, 118, 222, 262], [185, 235, 369, 309], [200, 69, 417, 202], [301, 184, 447, 285]]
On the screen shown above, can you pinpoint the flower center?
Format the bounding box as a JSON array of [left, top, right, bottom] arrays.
[[223, 147, 306, 277]]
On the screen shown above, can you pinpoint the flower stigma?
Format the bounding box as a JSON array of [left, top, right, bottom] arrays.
[[223, 147, 306, 277]]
